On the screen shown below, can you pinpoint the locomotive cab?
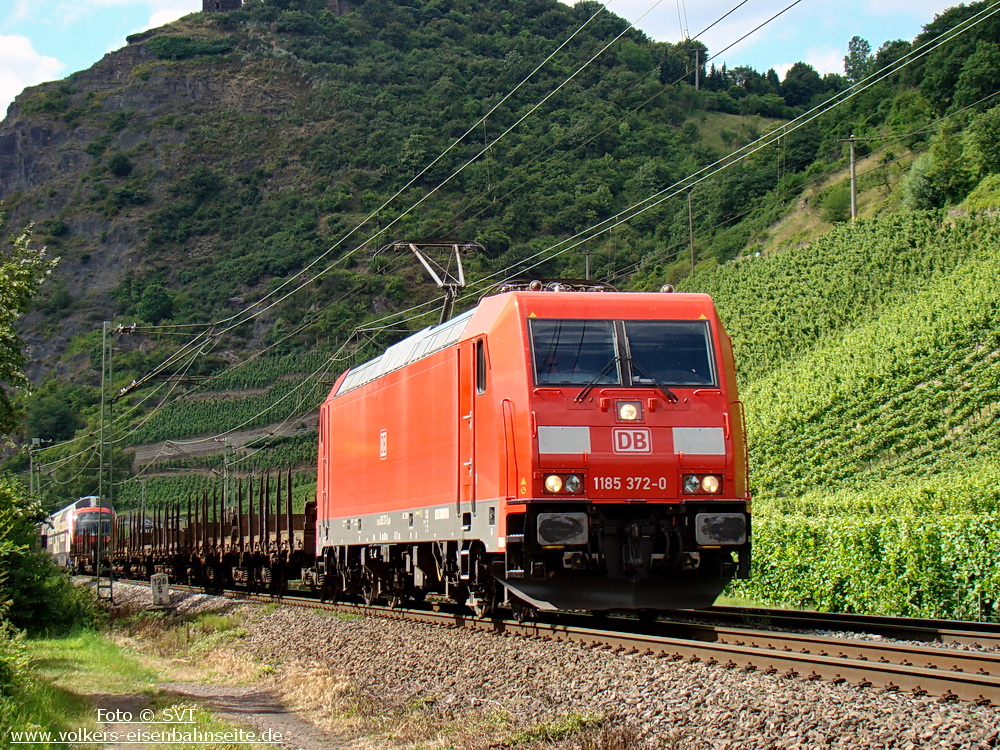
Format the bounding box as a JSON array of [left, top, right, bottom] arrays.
[[494, 287, 751, 611]]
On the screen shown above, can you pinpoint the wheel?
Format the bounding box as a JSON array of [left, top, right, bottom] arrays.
[[510, 598, 535, 623], [467, 588, 496, 618], [360, 571, 378, 605]]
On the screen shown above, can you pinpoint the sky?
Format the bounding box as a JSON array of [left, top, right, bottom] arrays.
[[0, 0, 958, 118]]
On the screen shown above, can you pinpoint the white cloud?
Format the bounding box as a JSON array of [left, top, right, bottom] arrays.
[[146, 0, 201, 31], [863, 0, 950, 16], [0, 34, 64, 117], [804, 48, 847, 77], [9, 0, 38, 23], [56, 0, 199, 30], [768, 48, 847, 81]]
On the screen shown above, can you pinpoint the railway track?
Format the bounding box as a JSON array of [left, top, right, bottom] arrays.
[[702, 604, 1000, 649], [113, 578, 1000, 707]]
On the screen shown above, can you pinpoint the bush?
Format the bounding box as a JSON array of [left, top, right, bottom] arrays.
[[147, 36, 233, 61], [0, 620, 29, 697], [0, 475, 97, 635], [820, 182, 851, 223], [106, 153, 133, 178], [732, 506, 1000, 619]]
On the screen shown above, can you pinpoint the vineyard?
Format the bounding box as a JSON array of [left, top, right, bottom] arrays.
[[694, 211, 1000, 617], [111, 354, 328, 511], [121, 353, 333, 446], [113, 465, 317, 513]]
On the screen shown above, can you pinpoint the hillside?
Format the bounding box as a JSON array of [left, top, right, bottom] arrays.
[[1, 0, 840, 491]]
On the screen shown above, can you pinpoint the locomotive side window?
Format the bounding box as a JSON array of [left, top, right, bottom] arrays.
[[476, 338, 487, 394], [624, 320, 716, 387], [530, 320, 620, 386]]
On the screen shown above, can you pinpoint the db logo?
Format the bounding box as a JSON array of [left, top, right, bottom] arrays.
[[613, 428, 652, 453]]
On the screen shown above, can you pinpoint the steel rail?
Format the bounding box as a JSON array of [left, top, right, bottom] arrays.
[[647, 620, 1000, 677], [702, 605, 1000, 648]]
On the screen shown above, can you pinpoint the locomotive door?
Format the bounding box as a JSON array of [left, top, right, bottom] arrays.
[[458, 340, 476, 514]]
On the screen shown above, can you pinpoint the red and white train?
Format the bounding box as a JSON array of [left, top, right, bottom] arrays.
[[40, 496, 115, 571], [315, 281, 751, 614]]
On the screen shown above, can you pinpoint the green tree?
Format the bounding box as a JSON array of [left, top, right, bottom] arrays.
[[26, 393, 83, 442], [820, 183, 852, 223], [902, 123, 973, 209], [968, 106, 1000, 174], [765, 68, 781, 94], [952, 41, 1000, 111], [0, 213, 57, 434], [874, 39, 911, 72], [781, 62, 823, 107], [843, 36, 874, 83], [138, 284, 173, 324]]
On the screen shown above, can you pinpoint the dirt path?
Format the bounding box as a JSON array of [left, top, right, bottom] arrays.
[[92, 693, 154, 750], [92, 683, 346, 750], [158, 682, 349, 750]]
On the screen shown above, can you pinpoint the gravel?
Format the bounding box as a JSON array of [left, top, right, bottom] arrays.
[[108, 583, 1000, 749]]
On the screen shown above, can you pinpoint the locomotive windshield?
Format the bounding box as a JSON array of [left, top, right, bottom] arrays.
[[624, 321, 716, 386], [75, 514, 112, 535], [530, 319, 716, 387], [531, 320, 619, 385]]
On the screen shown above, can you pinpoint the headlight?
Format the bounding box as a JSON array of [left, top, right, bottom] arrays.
[[544, 475, 564, 493], [564, 475, 582, 493], [617, 401, 642, 421], [683, 474, 723, 494]]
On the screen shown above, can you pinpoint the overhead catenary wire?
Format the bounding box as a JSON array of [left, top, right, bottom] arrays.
[[197, 0, 1000, 403], [201, 1, 622, 335], [60, 1, 683, 473], [440, 0, 804, 238], [79, 2, 658, 452], [607, 88, 1000, 283]]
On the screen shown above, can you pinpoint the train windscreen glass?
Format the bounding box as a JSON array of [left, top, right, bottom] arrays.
[[625, 320, 716, 387], [76, 515, 112, 535], [531, 320, 620, 385]]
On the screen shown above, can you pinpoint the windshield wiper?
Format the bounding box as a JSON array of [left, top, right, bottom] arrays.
[[574, 356, 620, 402], [628, 357, 679, 403]]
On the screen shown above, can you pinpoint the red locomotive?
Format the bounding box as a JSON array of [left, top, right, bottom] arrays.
[[315, 281, 750, 614]]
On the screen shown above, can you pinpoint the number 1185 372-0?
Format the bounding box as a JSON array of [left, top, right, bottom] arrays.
[[592, 476, 669, 491]]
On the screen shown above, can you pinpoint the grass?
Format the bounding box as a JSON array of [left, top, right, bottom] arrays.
[[755, 149, 917, 258], [108, 605, 272, 684], [318, 608, 365, 622], [2, 623, 279, 750], [31, 629, 159, 694], [0, 628, 162, 750], [507, 712, 604, 745]]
